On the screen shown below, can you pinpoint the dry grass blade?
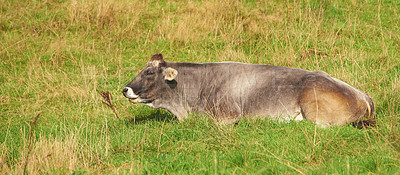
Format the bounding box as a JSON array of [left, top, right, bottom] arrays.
[[98, 90, 120, 120], [23, 113, 41, 175], [300, 48, 329, 60]]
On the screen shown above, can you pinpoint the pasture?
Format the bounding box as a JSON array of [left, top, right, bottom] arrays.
[[1, 0, 399, 174]]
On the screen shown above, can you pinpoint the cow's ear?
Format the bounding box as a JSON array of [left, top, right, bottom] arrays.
[[163, 67, 178, 81]]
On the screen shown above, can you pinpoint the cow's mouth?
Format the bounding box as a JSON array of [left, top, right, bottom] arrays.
[[128, 97, 153, 104], [128, 98, 139, 103], [123, 87, 153, 103]]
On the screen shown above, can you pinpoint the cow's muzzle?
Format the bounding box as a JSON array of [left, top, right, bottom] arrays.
[[123, 87, 139, 100], [123, 87, 153, 103]]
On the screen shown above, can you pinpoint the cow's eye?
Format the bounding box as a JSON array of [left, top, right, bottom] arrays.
[[144, 70, 155, 76]]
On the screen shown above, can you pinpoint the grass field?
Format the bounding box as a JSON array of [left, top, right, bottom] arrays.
[[1, 0, 400, 174]]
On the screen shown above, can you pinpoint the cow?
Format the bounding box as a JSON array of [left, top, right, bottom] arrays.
[[123, 53, 375, 127]]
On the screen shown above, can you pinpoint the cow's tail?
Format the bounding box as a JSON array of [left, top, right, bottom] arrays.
[[351, 100, 376, 129]]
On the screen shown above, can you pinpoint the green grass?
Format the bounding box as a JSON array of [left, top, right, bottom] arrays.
[[1, 0, 400, 174]]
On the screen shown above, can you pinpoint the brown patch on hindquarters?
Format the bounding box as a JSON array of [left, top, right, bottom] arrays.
[[299, 75, 369, 127], [300, 88, 354, 126]]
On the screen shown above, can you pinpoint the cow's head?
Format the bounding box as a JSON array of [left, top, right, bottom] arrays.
[[123, 54, 178, 105]]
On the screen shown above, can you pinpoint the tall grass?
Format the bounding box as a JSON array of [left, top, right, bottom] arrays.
[[1, 0, 399, 174]]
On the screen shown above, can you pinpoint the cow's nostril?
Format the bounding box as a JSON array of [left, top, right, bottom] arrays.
[[123, 87, 129, 93]]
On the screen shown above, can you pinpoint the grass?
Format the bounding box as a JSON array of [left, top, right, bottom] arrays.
[[1, 0, 400, 174]]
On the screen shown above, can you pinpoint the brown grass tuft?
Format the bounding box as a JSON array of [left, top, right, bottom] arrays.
[[98, 90, 120, 120], [300, 48, 329, 60]]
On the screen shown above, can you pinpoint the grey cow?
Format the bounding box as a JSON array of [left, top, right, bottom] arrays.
[[123, 54, 374, 127]]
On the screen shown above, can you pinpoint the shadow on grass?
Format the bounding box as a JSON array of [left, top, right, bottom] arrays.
[[125, 109, 177, 125]]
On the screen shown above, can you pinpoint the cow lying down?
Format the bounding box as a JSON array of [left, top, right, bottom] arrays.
[[123, 54, 375, 127]]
